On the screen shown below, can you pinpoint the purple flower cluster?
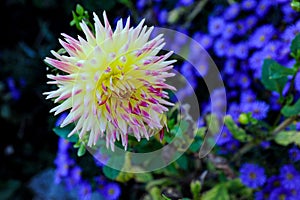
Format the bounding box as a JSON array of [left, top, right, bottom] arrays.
[[255, 165, 300, 200], [54, 115, 121, 200]]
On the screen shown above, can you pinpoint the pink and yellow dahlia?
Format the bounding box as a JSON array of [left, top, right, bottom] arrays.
[[44, 12, 176, 151]]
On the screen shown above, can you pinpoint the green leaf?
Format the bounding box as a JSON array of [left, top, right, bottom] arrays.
[[292, 0, 300, 12], [189, 138, 202, 152], [201, 184, 229, 200], [281, 99, 300, 117], [176, 155, 188, 170], [225, 179, 252, 198], [275, 131, 300, 146], [149, 187, 162, 200], [224, 115, 252, 142], [162, 194, 172, 200], [191, 180, 201, 200], [77, 143, 86, 157], [135, 172, 153, 183], [76, 4, 84, 15], [291, 33, 300, 54], [261, 59, 289, 93], [53, 126, 79, 143], [0, 180, 21, 199], [103, 166, 120, 180]]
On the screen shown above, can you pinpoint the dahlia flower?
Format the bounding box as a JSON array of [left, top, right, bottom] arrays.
[[44, 12, 176, 151]]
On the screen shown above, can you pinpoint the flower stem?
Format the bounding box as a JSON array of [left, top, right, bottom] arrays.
[[271, 115, 298, 135], [184, 0, 209, 28]]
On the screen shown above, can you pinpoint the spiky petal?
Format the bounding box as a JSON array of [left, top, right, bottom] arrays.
[[44, 12, 176, 151]]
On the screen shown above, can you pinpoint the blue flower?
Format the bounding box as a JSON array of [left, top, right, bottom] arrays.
[[94, 150, 109, 167], [249, 51, 264, 71], [228, 103, 242, 122], [219, 139, 240, 154], [249, 25, 275, 49], [181, 61, 194, 78], [78, 180, 92, 200], [136, 0, 147, 10], [269, 92, 281, 111], [194, 33, 213, 49], [282, 4, 298, 23], [235, 42, 249, 59], [101, 182, 121, 200], [260, 141, 270, 149], [55, 112, 68, 127], [265, 175, 281, 191], [225, 43, 236, 58], [6, 77, 21, 101], [238, 73, 251, 89], [256, 0, 272, 17], [223, 58, 236, 75], [216, 127, 233, 145], [279, 165, 300, 189], [208, 17, 225, 36], [57, 138, 70, 152], [269, 187, 293, 200], [289, 146, 300, 162], [240, 90, 256, 103], [282, 25, 300, 44], [178, 0, 194, 6], [194, 58, 209, 77], [70, 166, 82, 184], [158, 10, 168, 25], [242, 101, 269, 120], [245, 15, 258, 29], [223, 3, 240, 21], [222, 23, 236, 39], [240, 163, 266, 189], [236, 20, 248, 35], [241, 0, 257, 10], [214, 39, 228, 57]]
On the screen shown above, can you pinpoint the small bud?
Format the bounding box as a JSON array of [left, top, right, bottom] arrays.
[[239, 113, 249, 125]]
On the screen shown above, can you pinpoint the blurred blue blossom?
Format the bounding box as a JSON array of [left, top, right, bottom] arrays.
[[289, 146, 300, 162], [256, 0, 272, 17], [223, 3, 240, 21], [235, 42, 249, 59], [249, 25, 275, 49], [100, 182, 121, 200], [208, 17, 225, 36], [178, 0, 194, 7], [241, 0, 257, 10], [240, 90, 256, 103], [7, 77, 21, 101], [193, 32, 213, 49], [78, 180, 92, 200], [279, 165, 300, 189], [240, 163, 266, 189], [269, 187, 292, 200], [242, 101, 269, 120]]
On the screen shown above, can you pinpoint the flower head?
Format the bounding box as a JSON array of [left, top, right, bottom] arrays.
[[100, 182, 121, 200], [242, 101, 269, 120], [208, 17, 225, 36], [241, 0, 257, 10], [240, 163, 266, 189], [249, 25, 275, 49], [289, 146, 300, 162], [279, 165, 300, 189], [44, 12, 176, 151]]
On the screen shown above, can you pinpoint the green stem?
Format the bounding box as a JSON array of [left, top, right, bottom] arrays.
[[230, 142, 256, 163], [271, 115, 298, 135], [183, 0, 209, 28]]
